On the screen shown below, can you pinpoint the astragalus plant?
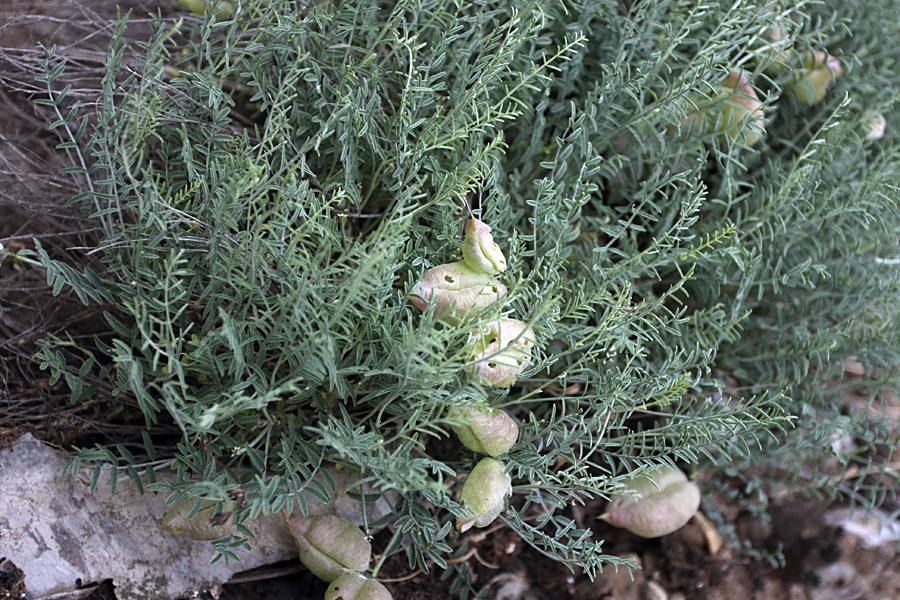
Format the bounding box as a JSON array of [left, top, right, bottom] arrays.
[[21, 0, 900, 596]]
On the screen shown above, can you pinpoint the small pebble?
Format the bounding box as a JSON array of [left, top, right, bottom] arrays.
[[643, 580, 668, 600]]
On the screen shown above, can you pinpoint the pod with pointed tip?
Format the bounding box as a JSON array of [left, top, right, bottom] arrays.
[[462, 217, 507, 274], [456, 457, 512, 532], [172, 0, 234, 18], [681, 71, 766, 146]]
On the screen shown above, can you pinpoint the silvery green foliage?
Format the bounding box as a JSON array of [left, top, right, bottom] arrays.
[[32, 0, 900, 593]]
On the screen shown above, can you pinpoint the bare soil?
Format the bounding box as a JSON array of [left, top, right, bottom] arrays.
[[1, 2, 898, 599]]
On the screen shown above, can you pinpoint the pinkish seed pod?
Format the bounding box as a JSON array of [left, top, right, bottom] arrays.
[[465, 319, 536, 387], [864, 113, 886, 140], [682, 71, 766, 146], [450, 406, 519, 457], [409, 262, 507, 325], [600, 466, 701, 538], [462, 217, 507, 274], [456, 457, 512, 532], [717, 71, 766, 145], [786, 51, 843, 105], [284, 514, 371, 582], [325, 573, 393, 600]]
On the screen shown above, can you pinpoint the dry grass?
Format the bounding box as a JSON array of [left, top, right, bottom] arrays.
[[0, 0, 179, 448]]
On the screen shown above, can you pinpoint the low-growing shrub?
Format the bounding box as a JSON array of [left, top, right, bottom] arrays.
[[17, 0, 900, 596]]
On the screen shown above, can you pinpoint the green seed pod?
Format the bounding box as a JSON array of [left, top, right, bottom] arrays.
[[456, 457, 512, 532], [785, 51, 843, 105], [160, 497, 235, 541], [462, 217, 507, 274], [599, 466, 701, 538], [449, 406, 519, 457], [325, 573, 393, 600], [465, 319, 536, 387], [409, 262, 507, 325], [284, 514, 371, 583], [172, 0, 234, 18]]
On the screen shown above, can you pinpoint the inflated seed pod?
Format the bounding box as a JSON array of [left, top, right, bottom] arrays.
[[160, 497, 235, 541], [450, 405, 519, 457], [173, 0, 234, 18], [465, 319, 536, 387], [409, 262, 507, 324], [599, 466, 701, 538], [681, 71, 766, 146], [325, 573, 393, 600], [863, 112, 886, 140], [785, 51, 843, 105], [462, 217, 507, 274], [456, 457, 512, 532], [284, 514, 371, 583]]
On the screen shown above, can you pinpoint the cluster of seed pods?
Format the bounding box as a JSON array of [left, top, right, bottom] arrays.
[[409, 217, 536, 532], [758, 18, 844, 108], [409, 216, 536, 390], [674, 18, 846, 148], [162, 225, 707, 592], [409, 220, 707, 538]]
